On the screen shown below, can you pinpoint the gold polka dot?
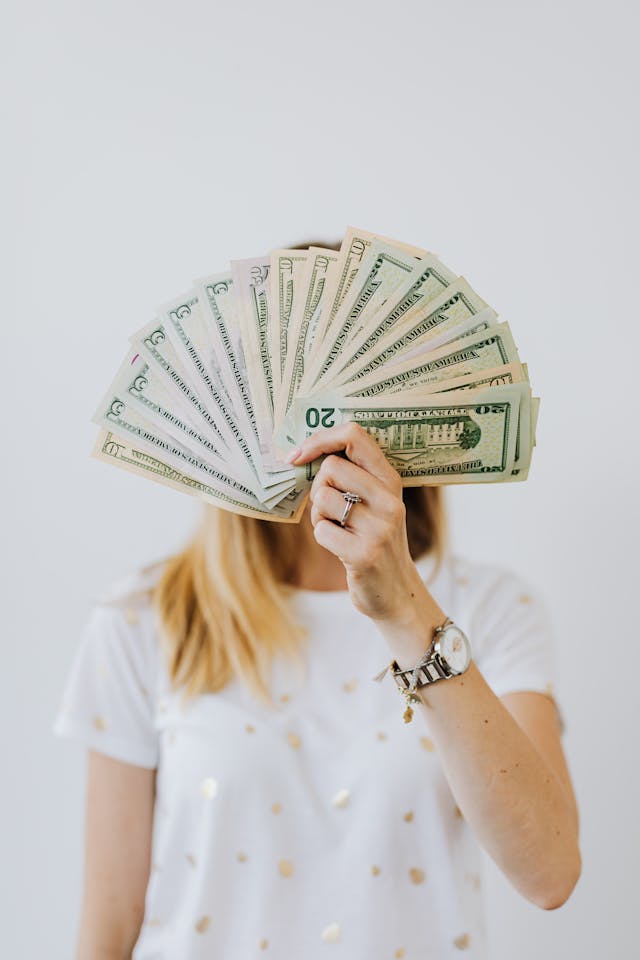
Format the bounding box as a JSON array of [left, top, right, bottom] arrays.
[[195, 915, 211, 933], [453, 933, 470, 949], [454, 805, 464, 819], [92, 715, 107, 731], [151, 862, 162, 872], [146, 917, 162, 927], [185, 853, 197, 867], [271, 802, 282, 814], [544, 681, 555, 696], [332, 788, 350, 808], [465, 871, 482, 891], [158, 699, 169, 713], [376, 731, 387, 741], [259, 938, 269, 950], [420, 736, 435, 752], [124, 608, 139, 626], [395, 949, 406, 958], [321, 922, 341, 942], [403, 810, 414, 822], [278, 858, 294, 877], [457, 576, 469, 587], [98, 664, 109, 678], [287, 731, 301, 749], [518, 594, 532, 604], [237, 851, 248, 862], [342, 678, 358, 692], [280, 692, 291, 703], [200, 777, 218, 799], [246, 723, 256, 733], [409, 867, 426, 884], [371, 864, 381, 876]]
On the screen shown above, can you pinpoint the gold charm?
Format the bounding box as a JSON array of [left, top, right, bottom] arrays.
[[401, 690, 421, 724]]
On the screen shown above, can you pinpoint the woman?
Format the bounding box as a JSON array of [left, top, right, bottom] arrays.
[[53, 393, 581, 958]]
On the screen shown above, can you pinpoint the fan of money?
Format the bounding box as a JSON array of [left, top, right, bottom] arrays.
[[92, 227, 538, 522]]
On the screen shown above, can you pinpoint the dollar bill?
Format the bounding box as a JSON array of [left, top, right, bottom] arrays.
[[399, 362, 526, 395], [159, 291, 258, 473], [292, 385, 526, 485], [269, 250, 310, 398], [344, 323, 520, 398], [275, 246, 339, 426], [131, 319, 231, 450], [414, 363, 532, 474], [375, 306, 497, 372], [305, 241, 427, 389], [531, 396, 540, 446], [231, 256, 281, 469], [92, 385, 261, 503], [196, 270, 282, 478], [92, 431, 307, 522], [160, 286, 293, 491], [195, 271, 256, 438], [299, 226, 429, 392], [101, 347, 230, 466], [333, 278, 492, 388], [315, 251, 458, 391]]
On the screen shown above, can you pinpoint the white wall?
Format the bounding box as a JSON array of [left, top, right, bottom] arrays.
[[2, 1, 637, 956]]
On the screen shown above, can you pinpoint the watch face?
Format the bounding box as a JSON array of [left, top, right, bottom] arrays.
[[437, 624, 471, 674]]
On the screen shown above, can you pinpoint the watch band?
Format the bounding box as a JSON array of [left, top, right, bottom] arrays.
[[391, 652, 452, 691], [391, 617, 454, 692], [371, 617, 459, 724]]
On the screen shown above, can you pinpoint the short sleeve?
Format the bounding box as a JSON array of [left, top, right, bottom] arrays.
[[51, 601, 160, 768], [470, 569, 566, 735]]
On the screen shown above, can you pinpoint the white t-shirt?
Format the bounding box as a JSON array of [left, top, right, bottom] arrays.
[[52, 550, 564, 959]]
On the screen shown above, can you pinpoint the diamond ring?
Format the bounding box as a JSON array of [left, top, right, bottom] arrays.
[[339, 491, 363, 527]]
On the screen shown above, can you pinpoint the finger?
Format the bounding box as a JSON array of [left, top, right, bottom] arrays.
[[309, 454, 400, 519], [287, 421, 400, 490], [309, 454, 378, 505], [310, 490, 393, 552], [310, 485, 366, 530], [313, 518, 361, 564]]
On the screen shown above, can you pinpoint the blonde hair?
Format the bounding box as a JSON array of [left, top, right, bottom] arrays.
[[153, 488, 447, 709]]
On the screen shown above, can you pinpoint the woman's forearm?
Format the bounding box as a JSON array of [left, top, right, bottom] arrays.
[[291, 423, 580, 907], [377, 589, 581, 911]]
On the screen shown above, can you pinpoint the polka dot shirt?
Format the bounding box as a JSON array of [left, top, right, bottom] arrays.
[[52, 551, 564, 958]]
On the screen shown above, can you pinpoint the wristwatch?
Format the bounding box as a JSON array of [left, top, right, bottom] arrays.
[[372, 618, 472, 723]]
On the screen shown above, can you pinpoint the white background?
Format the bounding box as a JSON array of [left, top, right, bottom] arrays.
[[2, 1, 638, 956]]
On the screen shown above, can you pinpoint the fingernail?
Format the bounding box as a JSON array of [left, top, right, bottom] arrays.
[[285, 446, 301, 464]]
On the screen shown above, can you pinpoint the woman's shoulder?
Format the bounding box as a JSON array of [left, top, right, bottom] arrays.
[[79, 558, 171, 667], [444, 551, 554, 655], [418, 548, 543, 611], [432, 551, 552, 639], [93, 558, 169, 612], [446, 551, 543, 600], [53, 559, 171, 768]]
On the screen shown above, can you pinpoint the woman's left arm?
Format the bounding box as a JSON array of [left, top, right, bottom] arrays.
[[288, 423, 581, 911]]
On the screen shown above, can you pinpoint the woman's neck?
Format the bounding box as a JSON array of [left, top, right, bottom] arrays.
[[286, 505, 349, 592]]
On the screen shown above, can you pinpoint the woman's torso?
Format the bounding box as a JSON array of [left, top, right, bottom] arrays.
[[54, 548, 559, 959], [136, 551, 487, 958]]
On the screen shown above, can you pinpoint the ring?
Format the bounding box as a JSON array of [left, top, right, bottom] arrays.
[[339, 491, 363, 527]]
